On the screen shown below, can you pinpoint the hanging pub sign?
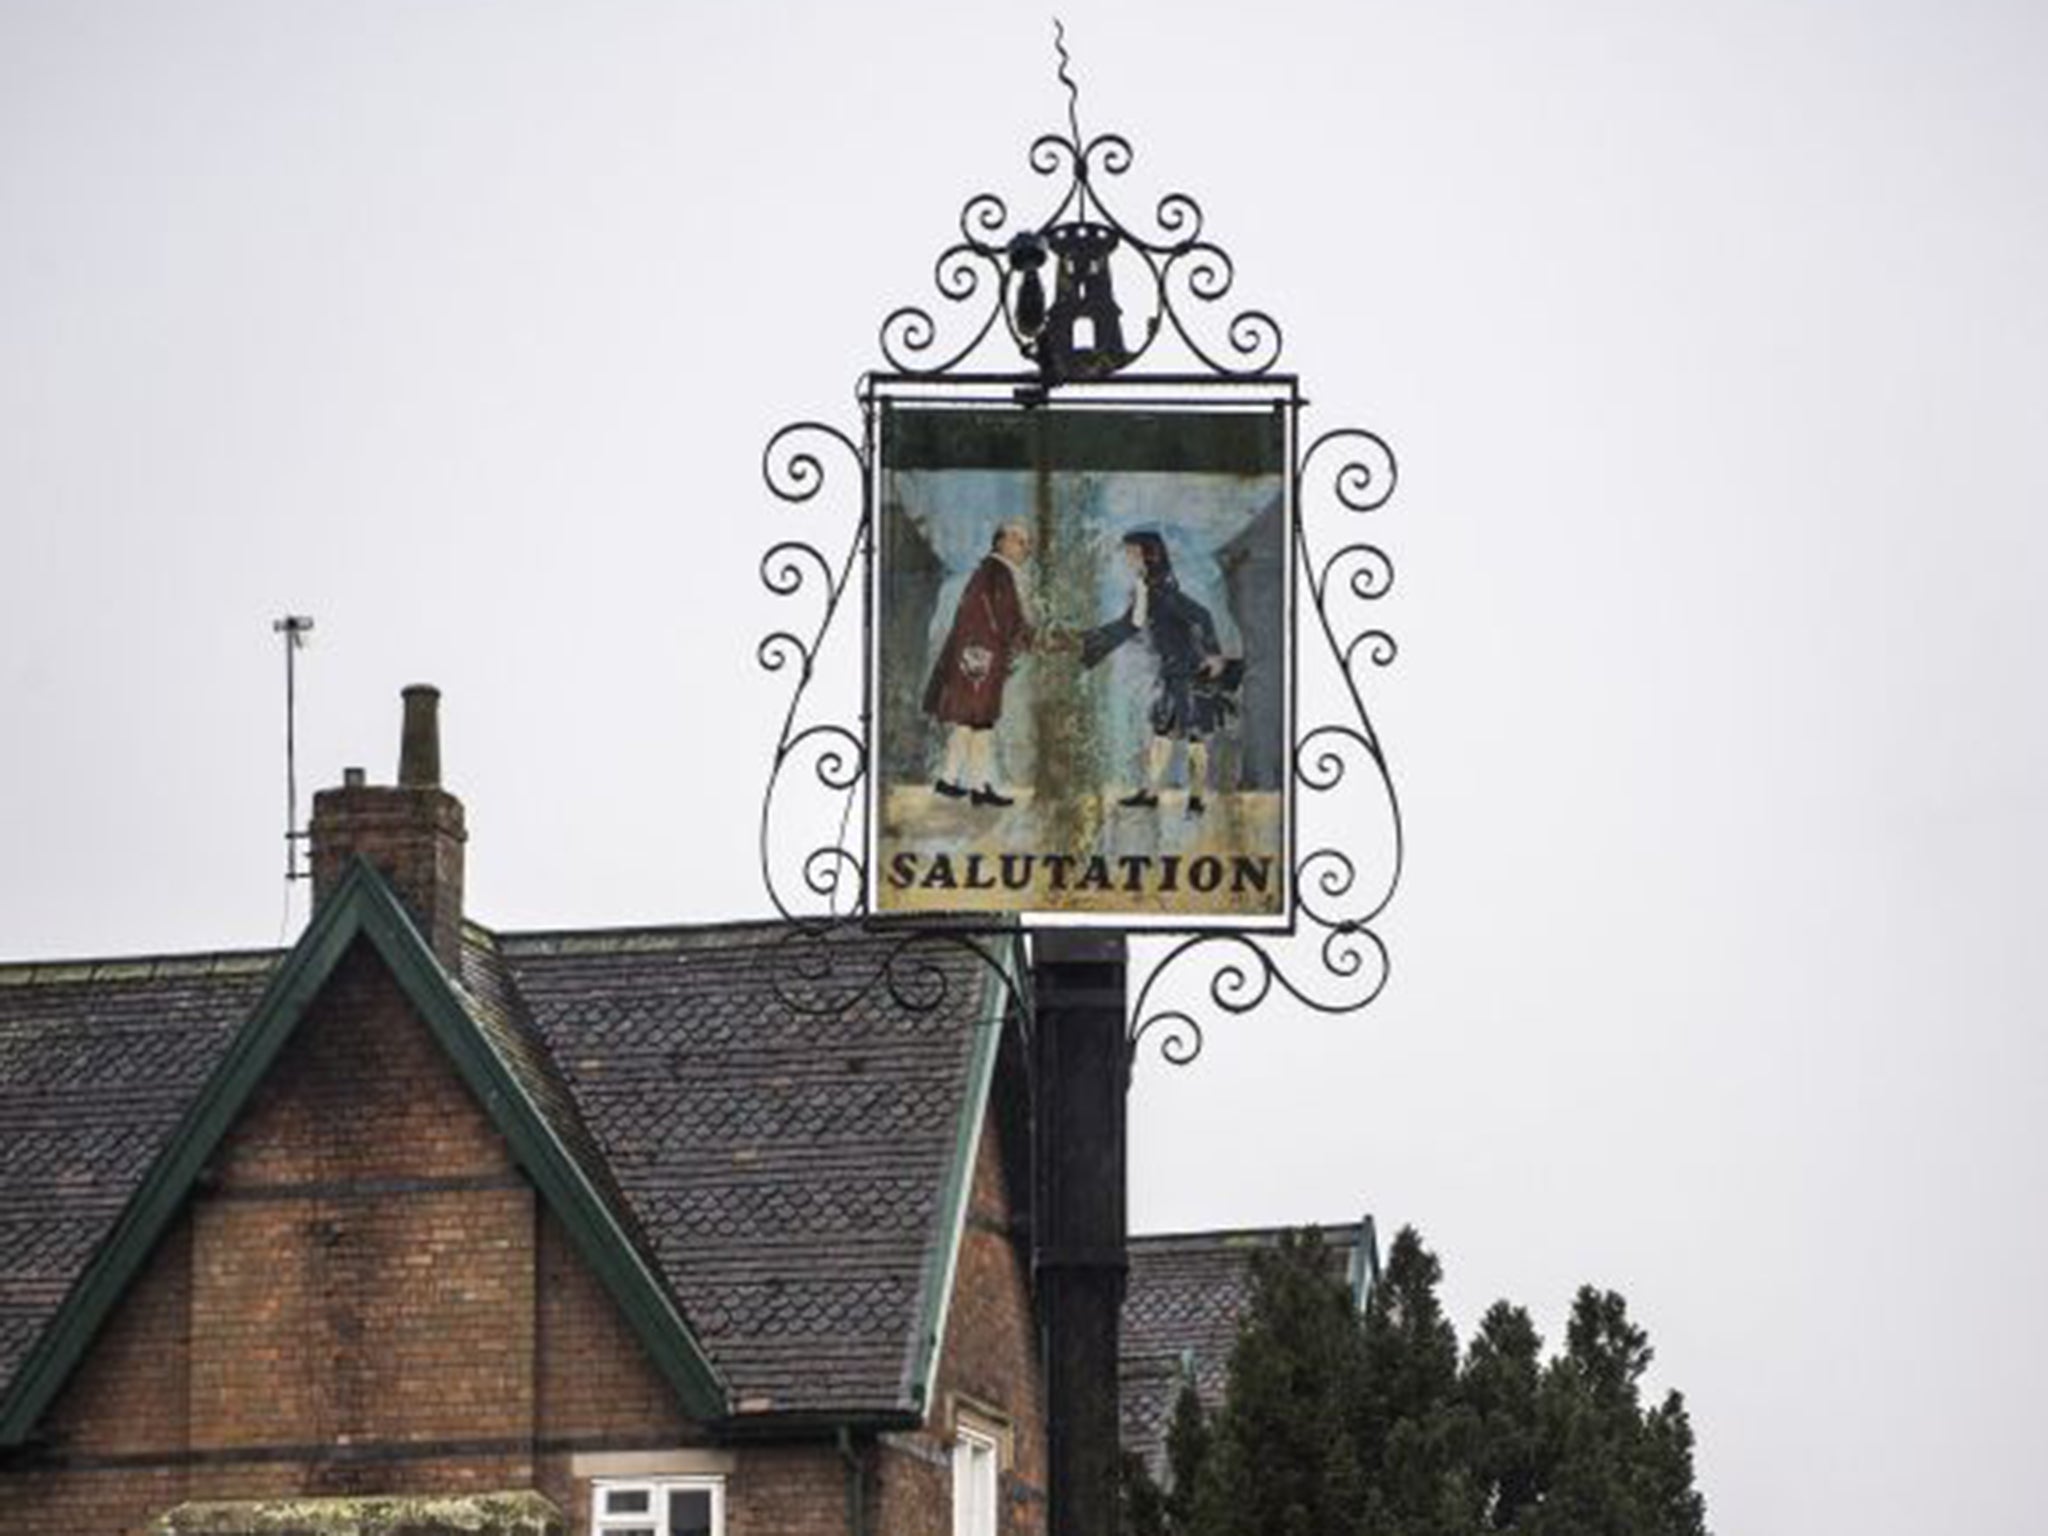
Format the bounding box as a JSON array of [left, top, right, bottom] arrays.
[[755, 50, 1401, 1022], [871, 396, 1293, 926]]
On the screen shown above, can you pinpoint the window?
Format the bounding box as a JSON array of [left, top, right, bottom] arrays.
[[952, 1421, 1000, 1536], [593, 1477, 724, 1536]]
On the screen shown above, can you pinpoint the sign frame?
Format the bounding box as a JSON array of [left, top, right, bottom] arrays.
[[861, 373, 1302, 933]]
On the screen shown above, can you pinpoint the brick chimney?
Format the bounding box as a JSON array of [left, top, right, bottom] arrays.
[[310, 685, 467, 969]]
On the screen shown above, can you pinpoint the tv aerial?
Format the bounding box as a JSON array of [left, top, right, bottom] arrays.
[[273, 614, 315, 883]]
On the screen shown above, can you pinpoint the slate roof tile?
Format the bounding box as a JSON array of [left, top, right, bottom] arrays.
[[0, 951, 281, 1403], [494, 920, 1003, 1414]]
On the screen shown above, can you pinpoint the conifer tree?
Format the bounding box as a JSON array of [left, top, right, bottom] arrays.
[[1519, 1287, 1709, 1536], [1162, 1377, 1211, 1535], [1460, 1302, 1546, 1530], [1119, 1378, 1215, 1536], [1147, 1230, 1709, 1536], [1189, 1228, 1367, 1536], [1122, 1451, 1168, 1536], [1356, 1227, 1482, 1536], [1638, 1388, 1709, 1536]]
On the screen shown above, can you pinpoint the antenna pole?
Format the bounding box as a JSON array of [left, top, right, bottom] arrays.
[[273, 615, 315, 881]]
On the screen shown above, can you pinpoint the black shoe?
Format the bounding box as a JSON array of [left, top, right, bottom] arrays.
[[971, 784, 1015, 807], [1187, 795, 1206, 817], [934, 779, 968, 799], [1118, 790, 1160, 809]]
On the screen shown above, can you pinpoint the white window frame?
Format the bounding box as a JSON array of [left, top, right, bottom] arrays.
[[592, 1475, 726, 1536], [952, 1419, 1001, 1536]]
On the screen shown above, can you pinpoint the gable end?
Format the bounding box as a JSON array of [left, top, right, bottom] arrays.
[[0, 860, 728, 1445]]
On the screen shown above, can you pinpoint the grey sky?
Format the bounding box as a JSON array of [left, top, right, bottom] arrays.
[[4, 3, 2045, 1532]]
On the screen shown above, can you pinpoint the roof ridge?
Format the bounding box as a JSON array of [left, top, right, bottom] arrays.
[[492, 912, 1021, 950], [1128, 1221, 1366, 1250], [494, 915, 822, 948], [0, 914, 1021, 974], [0, 949, 283, 985]]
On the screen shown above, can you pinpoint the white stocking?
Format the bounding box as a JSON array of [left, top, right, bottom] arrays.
[[940, 727, 972, 786], [966, 730, 997, 791], [1146, 736, 1174, 792]]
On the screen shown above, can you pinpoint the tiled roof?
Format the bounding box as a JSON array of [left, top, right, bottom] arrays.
[[0, 910, 1008, 1429], [0, 952, 282, 1405], [492, 921, 1004, 1416], [455, 929, 648, 1258], [1121, 1223, 1371, 1480]]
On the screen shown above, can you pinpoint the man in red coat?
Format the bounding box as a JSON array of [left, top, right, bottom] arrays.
[[924, 520, 1035, 806]]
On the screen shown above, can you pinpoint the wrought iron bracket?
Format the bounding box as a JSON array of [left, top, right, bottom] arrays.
[[756, 84, 1401, 1062]]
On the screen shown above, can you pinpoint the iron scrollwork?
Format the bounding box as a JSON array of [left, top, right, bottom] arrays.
[[757, 52, 1402, 1054], [758, 418, 869, 926], [1127, 428, 1402, 1069], [879, 28, 1281, 385], [757, 417, 1033, 1028]]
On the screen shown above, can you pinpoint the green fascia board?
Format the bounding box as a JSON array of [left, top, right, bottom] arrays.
[[0, 859, 727, 1445], [904, 932, 1021, 1414]]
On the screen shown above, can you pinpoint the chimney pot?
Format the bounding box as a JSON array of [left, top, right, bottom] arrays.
[[343, 766, 366, 788], [398, 685, 441, 789]]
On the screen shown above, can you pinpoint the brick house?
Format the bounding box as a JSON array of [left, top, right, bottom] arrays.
[[0, 690, 1043, 1536]]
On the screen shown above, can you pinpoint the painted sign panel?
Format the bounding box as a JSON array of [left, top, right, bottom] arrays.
[[873, 404, 1291, 924]]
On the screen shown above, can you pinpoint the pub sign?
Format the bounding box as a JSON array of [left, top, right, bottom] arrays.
[[871, 396, 1294, 926]]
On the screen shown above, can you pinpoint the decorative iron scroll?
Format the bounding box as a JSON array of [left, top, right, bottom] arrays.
[[756, 419, 1027, 1028], [763, 920, 1030, 1030], [757, 418, 869, 928], [1126, 428, 1401, 1068], [879, 28, 1280, 384], [756, 77, 1402, 1055]]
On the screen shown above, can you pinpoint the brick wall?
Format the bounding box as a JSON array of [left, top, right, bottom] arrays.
[[872, 1106, 1048, 1536], [534, 1208, 691, 1448], [725, 1444, 850, 1536], [0, 1216, 197, 1531], [191, 942, 537, 1480]]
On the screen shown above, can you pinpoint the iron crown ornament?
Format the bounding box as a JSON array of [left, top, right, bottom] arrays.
[[1012, 221, 1132, 382], [878, 37, 1280, 384]]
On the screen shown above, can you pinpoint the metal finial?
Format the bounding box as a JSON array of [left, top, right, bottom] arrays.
[[1053, 18, 1082, 149]]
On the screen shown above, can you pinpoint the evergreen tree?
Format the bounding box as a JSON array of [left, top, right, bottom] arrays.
[[1121, 1378, 1214, 1536], [1190, 1228, 1367, 1536], [1156, 1230, 1710, 1536], [1162, 1376, 1212, 1535], [1637, 1389, 1709, 1536], [1122, 1450, 1169, 1536], [1519, 1287, 1708, 1536], [1460, 1302, 1545, 1530], [1356, 1228, 1482, 1536]]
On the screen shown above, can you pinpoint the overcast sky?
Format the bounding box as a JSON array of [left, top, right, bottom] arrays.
[[4, 3, 2045, 1532]]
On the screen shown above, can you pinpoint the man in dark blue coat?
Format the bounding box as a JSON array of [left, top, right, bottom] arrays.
[[1080, 530, 1235, 814]]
